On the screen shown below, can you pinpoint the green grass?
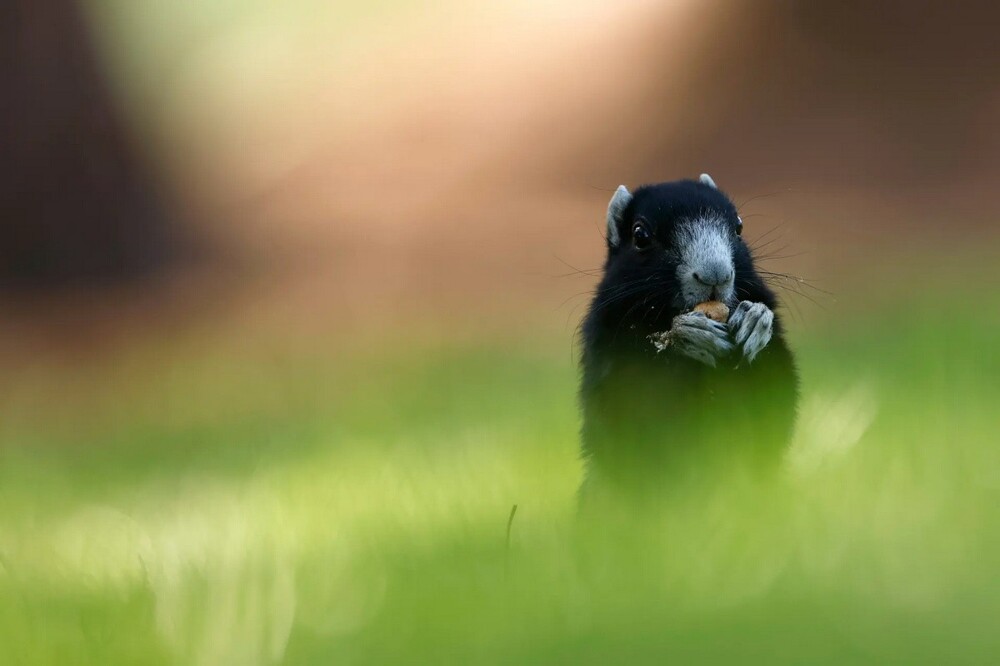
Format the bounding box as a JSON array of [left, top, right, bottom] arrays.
[[1, 288, 999, 665]]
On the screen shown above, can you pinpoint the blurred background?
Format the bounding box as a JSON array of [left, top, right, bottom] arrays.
[[1, 1, 998, 664]]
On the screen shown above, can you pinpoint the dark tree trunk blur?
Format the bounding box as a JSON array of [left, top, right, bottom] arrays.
[[0, 0, 172, 287]]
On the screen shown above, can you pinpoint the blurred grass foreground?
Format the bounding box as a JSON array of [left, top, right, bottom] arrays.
[[1, 289, 999, 664], [2, 0, 1000, 664]]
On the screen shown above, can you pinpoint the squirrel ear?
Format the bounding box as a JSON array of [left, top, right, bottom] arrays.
[[606, 185, 632, 248], [699, 173, 718, 189]]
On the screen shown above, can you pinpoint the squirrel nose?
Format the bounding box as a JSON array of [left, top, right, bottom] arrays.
[[692, 265, 734, 287]]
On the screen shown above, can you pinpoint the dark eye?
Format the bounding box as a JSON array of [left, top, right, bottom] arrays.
[[735, 216, 743, 236], [632, 222, 652, 250]]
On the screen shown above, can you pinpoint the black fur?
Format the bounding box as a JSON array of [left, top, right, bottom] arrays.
[[579, 179, 798, 502]]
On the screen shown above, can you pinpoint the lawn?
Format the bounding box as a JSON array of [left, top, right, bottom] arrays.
[[1, 273, 998, 665]]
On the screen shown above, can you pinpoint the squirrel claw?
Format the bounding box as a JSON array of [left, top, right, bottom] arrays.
[[729, 301, 774, 362]]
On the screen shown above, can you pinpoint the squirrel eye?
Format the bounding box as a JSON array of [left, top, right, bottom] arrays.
[[735, 216, 743, 236], [632, 222, 652, 249]]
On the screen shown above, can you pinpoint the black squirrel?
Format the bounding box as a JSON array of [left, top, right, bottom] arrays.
[[579, 175, 798, 503]]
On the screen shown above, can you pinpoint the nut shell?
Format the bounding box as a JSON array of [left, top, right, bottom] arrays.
[[693, 300, 730, 323]]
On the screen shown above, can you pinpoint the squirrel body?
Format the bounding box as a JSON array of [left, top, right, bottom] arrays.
[[579, 176, 798, 502]]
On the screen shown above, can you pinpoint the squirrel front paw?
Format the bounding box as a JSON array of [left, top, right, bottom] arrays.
[[728, 301, 774, 362], [653, 311, 734, 367]]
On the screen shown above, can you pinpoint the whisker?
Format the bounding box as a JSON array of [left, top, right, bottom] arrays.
[[755, 250, 810, 262], [762, 278, 830, 311], [587, 283, 662, 313], [746, 225, 787, 252], [736, 190, 785, 209], [551, 254, 603, 278], [751, 240, 788, 253], [756, 271, 834, 295], [611, 296, 651, 344]]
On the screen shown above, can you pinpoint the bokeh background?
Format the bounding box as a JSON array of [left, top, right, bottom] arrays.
[[2, 1, 999, 664]]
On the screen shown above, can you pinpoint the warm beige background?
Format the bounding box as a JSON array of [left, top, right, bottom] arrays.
[[4, 0, 999, 359]]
